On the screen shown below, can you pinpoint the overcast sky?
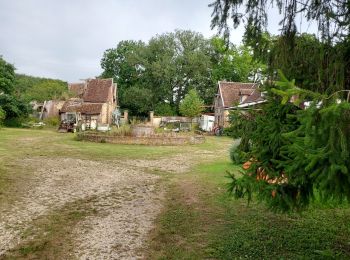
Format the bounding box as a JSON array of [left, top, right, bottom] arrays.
[[0, 0, 316, 82]]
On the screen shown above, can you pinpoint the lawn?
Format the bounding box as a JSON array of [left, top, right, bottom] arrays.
[[1, 127, 349, 259], [148, 161, 350, 259]]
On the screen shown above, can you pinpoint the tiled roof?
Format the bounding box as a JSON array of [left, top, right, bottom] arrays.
[[60, 99, 103, 115], [241, 89, 265, 104], [83, 79, 114, 103], [68, 83, 85, 98], [60, 99, 83, 112], [219, 81, 258, 107]]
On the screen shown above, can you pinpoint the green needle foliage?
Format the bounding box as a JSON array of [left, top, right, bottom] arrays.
[[228, 73, 350, 212]]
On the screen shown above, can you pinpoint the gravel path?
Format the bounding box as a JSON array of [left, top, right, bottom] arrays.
[[0, 139, 231, 259], [0, 157, 164, 259]]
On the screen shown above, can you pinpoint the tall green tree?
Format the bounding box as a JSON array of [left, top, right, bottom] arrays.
[[210, 37, 265, 83], [0, 107, 5, 126], [0, 56, 15, 94], [100, 40, 147, 110], [100, 30, 259, 115], [0, 57, 30, 124], [146, 30, 213, 110], [179, 89, 204, 118], [210, 0, 350, 93]]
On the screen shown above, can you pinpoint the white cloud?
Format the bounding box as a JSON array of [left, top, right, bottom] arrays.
[[0, 0, 317, 82]]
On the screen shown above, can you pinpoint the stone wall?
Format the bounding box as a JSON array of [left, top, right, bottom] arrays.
[[76, 132, 205, 146]]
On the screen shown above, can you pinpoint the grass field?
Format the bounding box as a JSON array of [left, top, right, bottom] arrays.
[[1, 127, 349, 259]]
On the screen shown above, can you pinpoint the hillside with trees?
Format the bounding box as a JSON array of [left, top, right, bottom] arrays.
[[0, 56, 70, 126]]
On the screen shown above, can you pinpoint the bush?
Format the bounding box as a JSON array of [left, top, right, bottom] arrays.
[[4, 117, 27, 127], [110, 125, 132, 136], [154, 103, 177, 116], [43, 116, 60, 127]]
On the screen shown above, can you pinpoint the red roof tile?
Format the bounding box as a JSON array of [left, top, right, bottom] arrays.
[[68, 83, 85, 98], [83, 79, 114, 103], [219, 81, 258, 107], [241, 89, 264, 104], [60, 99, 103, 115]]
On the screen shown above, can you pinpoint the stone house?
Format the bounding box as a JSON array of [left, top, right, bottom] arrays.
[[214, 81, 265, 127], [60, 78, 117, 129]]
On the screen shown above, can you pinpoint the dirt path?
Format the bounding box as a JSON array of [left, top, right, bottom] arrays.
[[0, 139, 232, 259], [0, 157, 163, 259]]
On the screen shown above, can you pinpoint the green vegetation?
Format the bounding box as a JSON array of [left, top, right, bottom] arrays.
[[0, 56, 30, 126], [100, 30, 262, 115], [14, 73, 69, 102], [210, 0, 349, 94], [148, 160, 350, 259], [179, 89, 204, 118], [0, 57, 70, 127], [225, 75, 350, 212], [1, 128, 349, 258]]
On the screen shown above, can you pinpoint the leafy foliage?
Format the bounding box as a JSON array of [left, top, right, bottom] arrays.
[[25, 81, 69, 102], [0, 94, 30, 122], [210, 1, 350, 93], [0, 106, 5, 126], [154, 103, 176, 116], [179, 89, 204, 118], [121, 86, 153, 115], [14, 74, 68, 102], [0, 57, 30, 125], [100, 30, 260, 115], [0, 56, 16, 94], [228, 75, 350, 211]]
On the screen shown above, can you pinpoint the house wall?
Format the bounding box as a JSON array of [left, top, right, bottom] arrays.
[[223, 110, 230, 127], [99, 103, 108, 124], [99, 102, 116, 124], [214, 92, 225, 127], [45, 100, 65, 118]]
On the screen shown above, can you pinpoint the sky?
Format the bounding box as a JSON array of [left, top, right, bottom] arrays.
[[0, 0, 317, 82]]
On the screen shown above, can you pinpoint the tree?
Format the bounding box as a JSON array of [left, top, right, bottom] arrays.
[[227, 74, 350, 212], [0, 57, 30, 125], [0, 106, 5, 126], [0, 57, 16, 95], [100, 30, 219, 114], [121, 86, 154, 115], [101, 40, 147, 111], [14, 74, 68, 101], [100, 30, 260, 115], [210, 0, 350, 93], [25, 80, 69, 102], [146, 30, 213, 110], [210, 37, 265, 83], [179, 89, 204, 118]]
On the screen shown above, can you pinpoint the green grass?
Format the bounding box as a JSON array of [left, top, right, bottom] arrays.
[[2, 128, 349, 259], [148, 160, 350, 259]]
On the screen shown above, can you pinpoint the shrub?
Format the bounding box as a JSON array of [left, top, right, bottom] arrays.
[[43, 116, 60, 127], [110, 125, 132, 136], [154, 103, 177, 116]]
